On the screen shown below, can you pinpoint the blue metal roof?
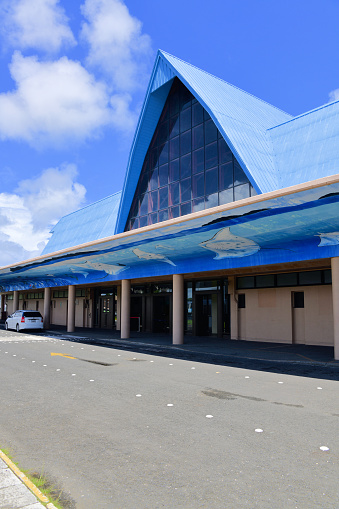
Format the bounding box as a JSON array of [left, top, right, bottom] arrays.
[[115, 50, 292, 234], [41, 192, 121, 255], [268, 99, 339, 188]]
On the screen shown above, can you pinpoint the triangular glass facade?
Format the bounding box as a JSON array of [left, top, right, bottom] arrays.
[[125, 78, 256, 231]]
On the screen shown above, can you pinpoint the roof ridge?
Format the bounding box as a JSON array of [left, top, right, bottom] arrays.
[[268, 98, 339, 131], [159, 50, 292, 118]]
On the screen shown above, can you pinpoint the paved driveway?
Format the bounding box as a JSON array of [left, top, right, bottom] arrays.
[[0, 329, 338, 508]]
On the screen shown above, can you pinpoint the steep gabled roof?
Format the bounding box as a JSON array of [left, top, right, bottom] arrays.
[[42, 192, 121, 255], [115, 50, 292, 233], [268, 99, 339, 188]]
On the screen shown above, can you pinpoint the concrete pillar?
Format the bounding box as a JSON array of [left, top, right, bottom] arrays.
[[121, 280, 130, 339], [116, 286, 121, 331], [331, 258, 339, 360], [13, 291, 19, 312], [228, 276, 238, 340], [0, 294, 5, 319], [173, 274, 184, 345], [43, 287, 51, 329], [67, 285, 76, 333]]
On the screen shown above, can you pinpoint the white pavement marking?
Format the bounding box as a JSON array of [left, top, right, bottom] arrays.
[[206, 415, 213, 418], [320, 446, 329, 451], [136, 394, 142, 397], [255, 429, 264, 433]]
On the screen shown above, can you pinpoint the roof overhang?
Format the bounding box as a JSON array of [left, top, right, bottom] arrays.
[[1, 175, 339, 292]]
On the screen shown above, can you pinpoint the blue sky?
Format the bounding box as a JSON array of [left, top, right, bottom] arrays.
[[0, 0, 339, 265]]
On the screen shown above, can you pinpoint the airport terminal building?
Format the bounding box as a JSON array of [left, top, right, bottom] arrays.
[[1, 51, 339, 359]]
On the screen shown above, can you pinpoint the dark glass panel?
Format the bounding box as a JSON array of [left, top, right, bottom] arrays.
[[169, 205, 180, 219], [130, 197, 138, 218], [234, 161, 249, 186], [169, 159, 179, 182], [148, 190, 158, 212], [234, 183, 250, 201], [159, 209, 169, 222], [180, 153, 191, 179], [250, 186, 258, 197], [192, 124, 204, 150], [159, 102, 169, 122], [205, 119, 217, 144], [180, 177, 191, 202], [205, 142, 218, 169], [169, 181, 180, 206], [139, 215, 147, 228], [256, 274, 275, 288], [131, 217, 139, 230], [192, 148, 204, 174], [159, 163, 168, 187], [323, 269, 332, 284], [149, 167, 158, 190], [150, 130, 157, 148], [170, 136, 179, 160], [150, 148, 158, 169], [158, 122, 168, 146], [148, 212, 158, 225], [192, 173, 204, 198], [219, 138, 233, 164], [219, 162, 233, 190], [180, 107, 191, 132], [192, 102, 203, 126], [237, 276, 255, 289], [219, 188, 233, 205], [238, 294, 246, 308], [158, 142, 168, 166], [181, 201, 192, 216], [205, 167, 218, 195], [293, 292, 304, 308], [181, 86, 193, 109], [169, 115, 179, 138], [159, 186, 168, 209], [204, 109, 211, 121], [139, 193, 148, 216], [192, 197, 205, 212], [170, 90, 180, 116], [205, 192, 218, 208], [276, 272, 298, 287], [142, 156, 149, 173], [299, 271, 322, 285], [180, 131, 191, 155]]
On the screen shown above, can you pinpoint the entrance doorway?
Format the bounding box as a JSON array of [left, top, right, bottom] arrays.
[[195, 293, 218, 335], [100, 295, 114, 329], [153, 295, 171, 333]]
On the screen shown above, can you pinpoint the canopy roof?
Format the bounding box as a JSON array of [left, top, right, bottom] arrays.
[[1, 176, 339, 292]]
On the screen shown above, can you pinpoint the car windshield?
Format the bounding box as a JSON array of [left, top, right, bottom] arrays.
[[23, 312, 42, 317]]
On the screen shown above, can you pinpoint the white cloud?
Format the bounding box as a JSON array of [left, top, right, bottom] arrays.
[[1, 0, 75, 53], [329, 89, 339, 102], [0, 164, 86, 266], [81, 0, 152, 91], [0, 52, 114, 145]]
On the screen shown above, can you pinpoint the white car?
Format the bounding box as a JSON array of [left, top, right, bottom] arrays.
[[5, 310, 44, 332]]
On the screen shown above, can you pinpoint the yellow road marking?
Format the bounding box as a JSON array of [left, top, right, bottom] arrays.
[[51, 352, 77, 360], [0, 449, 49, 503]]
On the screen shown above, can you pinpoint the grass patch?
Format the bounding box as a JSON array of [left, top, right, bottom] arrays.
[[0, 446, 74, 509]]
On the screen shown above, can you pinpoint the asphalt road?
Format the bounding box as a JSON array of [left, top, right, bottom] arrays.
[[0, 329, 338, 509]]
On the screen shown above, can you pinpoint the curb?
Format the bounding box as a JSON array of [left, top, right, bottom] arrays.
[[0, 449, 58, 508]]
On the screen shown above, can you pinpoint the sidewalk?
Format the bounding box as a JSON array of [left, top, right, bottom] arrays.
[[0, 455, 50, 509], [42, 326, 339, 380]]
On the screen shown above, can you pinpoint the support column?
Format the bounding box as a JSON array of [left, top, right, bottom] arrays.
[[331, 258, 339, 360], [0, 294, 5, 320], [13, 291, 19, 312], [43, 287, 51, 329], [173, 274, 184, 345], [121, 280, 130, 339], [116, 286, 121, 331], [228, 276, 238, 340], [67, 285, 76, 333]]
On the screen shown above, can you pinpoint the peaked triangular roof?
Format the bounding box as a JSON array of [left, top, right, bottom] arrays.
[[115, 50, 292, 234]]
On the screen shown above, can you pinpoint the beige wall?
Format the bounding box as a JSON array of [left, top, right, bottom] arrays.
[[51, 298, 67, 325], [237, 285, 334, 346]]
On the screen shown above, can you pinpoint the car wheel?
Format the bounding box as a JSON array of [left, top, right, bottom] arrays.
[[16, 324, 20, 332]]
